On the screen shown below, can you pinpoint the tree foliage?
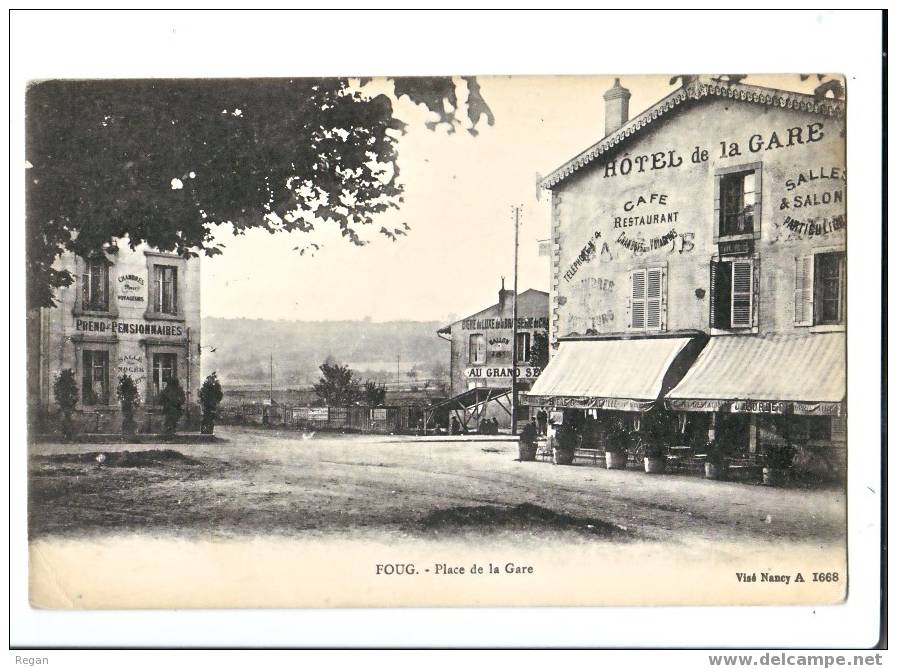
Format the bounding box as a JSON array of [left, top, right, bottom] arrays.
[[53, 369, 79, 414], [199, 372, 224, 433], [530, 331, 549, 369], [116, 374, 141, 435], [52, 368, 79, 439], [313, 361, 360, 406], [362, 380, 387, 407], [159, 377, 186, 434], [26, 77, 494, 308]]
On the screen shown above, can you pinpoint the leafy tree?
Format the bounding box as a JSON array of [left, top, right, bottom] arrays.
[[159, 377, 186, 435], [313, 361, 360, 406], [116, 374, 141, 436], [199, 372, 224, 434], [52, 369, 79, 440], [362, 380, 387, 407], [530, 331, 549, 369], [26, 77, 494, 308]]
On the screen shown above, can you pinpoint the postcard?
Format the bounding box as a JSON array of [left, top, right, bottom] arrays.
[[23, 71, 853, 611]]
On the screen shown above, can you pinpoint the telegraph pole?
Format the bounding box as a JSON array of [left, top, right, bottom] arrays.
[[511, 205, 521, 435], [269, 352, 274, 404]]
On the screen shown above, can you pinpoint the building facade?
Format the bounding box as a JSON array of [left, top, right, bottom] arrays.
[[28, 243, 202, 433], [529, 77, 846, 475], [439, 284, 549, 395], [435, 283, 548, 430]]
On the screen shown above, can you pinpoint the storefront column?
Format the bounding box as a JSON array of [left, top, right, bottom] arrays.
[[749, 414, 758, 455]]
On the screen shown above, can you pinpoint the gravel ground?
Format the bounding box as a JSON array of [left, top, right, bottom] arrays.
[[28, 426, 847, 544]]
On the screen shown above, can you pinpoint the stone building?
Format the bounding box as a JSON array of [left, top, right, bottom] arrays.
[[434, 282, 548, 430], [528, 76, 846, 474], [27, 243, 202, 433]]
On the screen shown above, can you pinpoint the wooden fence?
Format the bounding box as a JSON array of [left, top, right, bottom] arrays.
[[218, 404, 430, 434]]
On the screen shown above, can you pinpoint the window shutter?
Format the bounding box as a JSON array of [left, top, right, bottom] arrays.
[[731, 260, 753, 327], [97, 262, 108, 310], [153, 267, 161, 313], [713, 176, 721, 241], [752, 254, 760, 328], [794, 255, 814, 326], [660, 265, 668, 330], [831, 415, 847, 442], [752, 167, 763, 232], [630, 269, 646, 329], [646, 267, 663, 330], [81, 269, 90, 308], [709, 261, 718, 328]]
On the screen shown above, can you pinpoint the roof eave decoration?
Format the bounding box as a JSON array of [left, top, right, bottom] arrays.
[[541, 78, 846, 191]]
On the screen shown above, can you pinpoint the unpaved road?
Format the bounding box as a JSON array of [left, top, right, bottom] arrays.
[[29, 426, 846, 544]]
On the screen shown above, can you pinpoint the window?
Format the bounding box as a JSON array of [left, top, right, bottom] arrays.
[[152, 353, 178, 402], [81, 258, 109, 311], [789, 416, 832, 442], [715, 164, 761, 240], [82, 350, 109, 405], [720, 171, 756, 236], [816, 252, 845, 324], [710, 258, 756, 329], [794, 251, 845, 326], [154, 265, 178, 315], [808, 416, 832, 441], [516, 332, 531, 363], [468, 334, 486, 364], [630, 267, 665, 330]]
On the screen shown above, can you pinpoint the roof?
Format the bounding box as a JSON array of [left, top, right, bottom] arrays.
[[438, 288, 549, 333], [526, 337, 696, 411], [542, 76, 846, 190], [665, 332, 845, 414]]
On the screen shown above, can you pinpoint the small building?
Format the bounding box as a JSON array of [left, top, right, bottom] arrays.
[[434, 282, 549, 431], [529, 76, 846, 478], [27, 243, 202, 433]]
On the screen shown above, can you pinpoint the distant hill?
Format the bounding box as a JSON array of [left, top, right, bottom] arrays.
[[201, 317, 449, 387]]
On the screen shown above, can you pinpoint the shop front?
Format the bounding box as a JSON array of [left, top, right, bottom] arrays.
[[525, 335, 706, 455], [665, 332, 846, 479]]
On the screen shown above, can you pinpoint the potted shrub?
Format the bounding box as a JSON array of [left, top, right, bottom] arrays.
[[517, 419, 538, 462], [642, 438, 666, 474], [605, 422, 629, 470], [552, 423, 577, 465], [199, 372, 224, 435], [159, 377, 186, 435], [704, 439, 728, 480], [604, 439, 628, 470], [52, 369, 78, 441], [763, 444, 794, 486], [116, 374, 141, 437]]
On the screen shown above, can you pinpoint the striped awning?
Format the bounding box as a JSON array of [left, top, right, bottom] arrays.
[[525, 337, 698, 412], [665, 332, 845, 415]]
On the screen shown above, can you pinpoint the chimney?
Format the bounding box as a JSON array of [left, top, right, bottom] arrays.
[[603, 78, 631, 136], [498, 277, 514, 313]]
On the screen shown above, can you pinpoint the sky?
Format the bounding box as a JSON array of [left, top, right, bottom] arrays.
[[201, 74, 822, 324]]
